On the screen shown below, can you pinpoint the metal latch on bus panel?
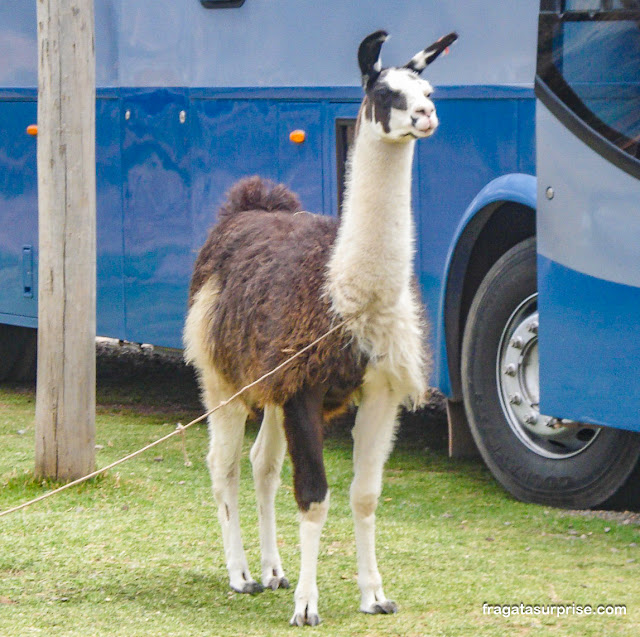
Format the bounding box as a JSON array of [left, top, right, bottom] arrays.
[[22, 246, 33, 298]]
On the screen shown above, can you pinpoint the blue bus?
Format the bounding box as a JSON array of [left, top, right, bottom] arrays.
[[0, 0, 638, 509]]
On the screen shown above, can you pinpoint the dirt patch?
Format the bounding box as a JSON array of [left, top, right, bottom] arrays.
[[563, 509, 640, 526]]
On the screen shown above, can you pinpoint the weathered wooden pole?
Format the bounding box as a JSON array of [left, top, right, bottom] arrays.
[[35, 0, 96, 480]]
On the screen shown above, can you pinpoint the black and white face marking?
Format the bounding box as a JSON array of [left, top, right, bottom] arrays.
[[364, 76, 408, 134], [357, 30, 458, 142], [363, 68, 438, 141]]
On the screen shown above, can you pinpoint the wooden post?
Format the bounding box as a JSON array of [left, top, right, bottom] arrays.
[[35, 0, 96, 480]]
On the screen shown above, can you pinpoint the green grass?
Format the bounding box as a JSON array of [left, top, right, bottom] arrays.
[[1, 381, 639, 636]]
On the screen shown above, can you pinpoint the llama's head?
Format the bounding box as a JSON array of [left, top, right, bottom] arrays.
[[357, 30, 458, 142]]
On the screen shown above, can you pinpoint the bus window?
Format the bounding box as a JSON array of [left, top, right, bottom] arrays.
[[200, 0, 246, 8], [537, 0, 640, 169]]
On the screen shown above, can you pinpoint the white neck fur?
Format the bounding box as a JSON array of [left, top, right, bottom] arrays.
[[327, 120, 416, 318]]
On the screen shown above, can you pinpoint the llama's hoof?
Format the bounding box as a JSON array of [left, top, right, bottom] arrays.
[[290, 610, 321, 627], [232, 581, 264, 595], [267, 576, 290, 590], [362, 600, 398, 615]]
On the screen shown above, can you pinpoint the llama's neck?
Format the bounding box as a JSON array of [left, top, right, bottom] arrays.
[[327, 122, 416, 318]]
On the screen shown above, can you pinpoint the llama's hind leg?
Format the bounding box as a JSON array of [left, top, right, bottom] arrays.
[[204, 377, 262, 594], [250, 404, 289, 590], [351, 370, 401, 615], [283, 386, 329, 627]]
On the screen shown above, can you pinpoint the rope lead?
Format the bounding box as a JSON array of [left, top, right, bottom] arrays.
[[0, 317, 351, 519]]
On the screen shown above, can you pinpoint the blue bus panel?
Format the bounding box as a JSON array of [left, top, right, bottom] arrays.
[[538, 255, 640, 431], [537, 100, 640, 431], [0, 0, 539, 372], [536, 6, 640, 431], [0, 98, 38, 327]]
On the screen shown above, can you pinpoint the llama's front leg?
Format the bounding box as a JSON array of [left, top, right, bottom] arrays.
[[351, 372, 401, 615], [250, 404, 290, 590], [206, 394, 262, 594], [283, 387, 329, 627]]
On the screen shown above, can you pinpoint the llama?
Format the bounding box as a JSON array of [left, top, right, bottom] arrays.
[[184, 29, 457, 626]]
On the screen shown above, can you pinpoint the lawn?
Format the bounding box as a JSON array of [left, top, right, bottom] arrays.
[[0, 365, 638, 636]]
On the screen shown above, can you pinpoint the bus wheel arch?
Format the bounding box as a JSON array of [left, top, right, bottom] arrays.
[[444, 199, 536, 403]]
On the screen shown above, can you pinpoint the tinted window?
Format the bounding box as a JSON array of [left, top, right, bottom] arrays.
[[537, 1, 640, 159]]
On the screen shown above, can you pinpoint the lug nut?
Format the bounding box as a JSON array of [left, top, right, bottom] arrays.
[[528, 321, 539, 334], [525, 413, 538, 425], [509, 393, 523, 405], [504, 364, 517, 377], [510, 336, 524, 349]]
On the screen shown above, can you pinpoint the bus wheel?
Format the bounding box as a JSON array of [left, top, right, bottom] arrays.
[[461, 238, 640, 509], [0, 325, 37, 382]]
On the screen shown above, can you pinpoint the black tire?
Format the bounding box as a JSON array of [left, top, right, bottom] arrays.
[[0, 325, 37, 383], [461, 238, 640, 509]]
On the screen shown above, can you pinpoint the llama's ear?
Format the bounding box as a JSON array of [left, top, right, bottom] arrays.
[[358, 30, 388, 89], [404, 32, 458, 74]]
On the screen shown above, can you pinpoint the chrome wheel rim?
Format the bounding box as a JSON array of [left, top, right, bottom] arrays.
[[496, 293, 601, 459]]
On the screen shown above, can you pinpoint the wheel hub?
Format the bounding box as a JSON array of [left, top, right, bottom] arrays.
[[497, 294, 601, 459]]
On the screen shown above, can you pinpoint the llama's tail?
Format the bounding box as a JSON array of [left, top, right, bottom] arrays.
[[218, 176, 302, 222]]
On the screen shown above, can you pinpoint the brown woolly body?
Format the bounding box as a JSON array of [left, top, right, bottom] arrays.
[[188, 177, 368, 417]]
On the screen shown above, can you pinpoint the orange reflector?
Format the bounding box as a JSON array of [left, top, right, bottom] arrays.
[[289, 129, 306, 144], [26, 125, 38, 136]]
